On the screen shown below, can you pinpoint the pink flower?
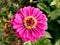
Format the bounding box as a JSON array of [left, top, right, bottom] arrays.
[[11, 6, 48, 42]]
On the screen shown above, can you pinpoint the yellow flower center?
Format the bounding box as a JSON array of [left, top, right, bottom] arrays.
[[24, 16, 37, 29]]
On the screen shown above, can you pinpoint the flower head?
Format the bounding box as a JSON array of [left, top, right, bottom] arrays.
[[11, 6, 48, 42]]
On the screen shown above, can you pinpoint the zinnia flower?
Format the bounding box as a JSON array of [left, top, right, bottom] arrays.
[[11, 6, 48, 42]]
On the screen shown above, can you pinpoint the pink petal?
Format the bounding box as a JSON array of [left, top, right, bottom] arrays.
[[32, 8, 42, 18], [16, 26, 24, 32], [13, 24, 23, 29], [26, 6, 31, 15], [26, 30, 33, 39], [29, 35, 36, 42], [39, 29, 45, 36], [14, 18, 23, 23], [37, 14, 47, 21], [22, 38, 29, 42], [12, 21, 23, 29], [18, 28, 25, 35], [23, 7, 29, 16], [26, 29, 36, 42], [19, 29, 25, 35], [15, 14, 23, 22], [35, 27, 45, 36], [15, 32, 20, 38], [30, 7, 35, 15], [19, 8, 26, 17], [31, 30, 36, 38], [12, 20, 22, 25], [35, 11, 43, 19], [26, 30, 30, 38], [37, 20, 46, 24], [16, 10, 24, 18], [37, 22, 48, 30], [32, 29, 40, 39], [31, 29, 40, 39]]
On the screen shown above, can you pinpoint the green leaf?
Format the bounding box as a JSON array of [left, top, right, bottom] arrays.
[[1, 7, 9, 12], [37, 3, 50, 14], [57, 20, 60, 24], [50, 0, 57, 6], [0, 42, 5, 45], [55, 31, 60, 45], [50, 0, 60, 8], [10, 34, 16, 42], [0, 33, 2, 41], [30, 0, 33, 3], [48, 9, 60, 20], [8, 11, 13, 18], [44, 31, 52, 38], [23, 41, 31, 45], [46, 0, 52, 3], [0, 12, 7, 18], [55, 39, 60, 45], [32, 37, 51, 45], [39, 38, 51, 45], [37, 0, 43, 3]]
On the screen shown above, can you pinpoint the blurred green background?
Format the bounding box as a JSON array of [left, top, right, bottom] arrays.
[[0, 0, 60, 45]]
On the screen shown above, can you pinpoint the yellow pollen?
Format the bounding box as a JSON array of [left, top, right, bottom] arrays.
[[24, 16, 37, 29]]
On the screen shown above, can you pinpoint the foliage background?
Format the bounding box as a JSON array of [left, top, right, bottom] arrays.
[[0, 0, 60, 45]]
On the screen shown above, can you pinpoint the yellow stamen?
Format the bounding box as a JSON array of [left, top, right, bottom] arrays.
[[24, 16, 37, 29]]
